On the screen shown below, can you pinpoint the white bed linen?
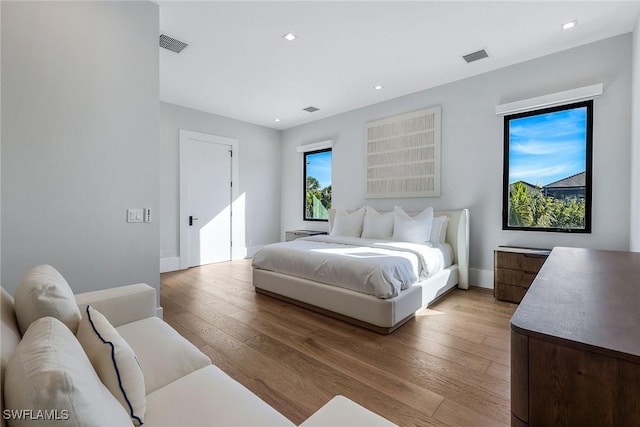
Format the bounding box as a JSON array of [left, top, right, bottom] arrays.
[[251, 235, 451, 299]]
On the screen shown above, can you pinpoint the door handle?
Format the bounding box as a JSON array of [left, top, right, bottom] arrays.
[[189, 216, 199, 226]]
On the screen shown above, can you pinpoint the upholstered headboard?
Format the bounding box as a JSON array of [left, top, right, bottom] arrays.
[[328, 208, 469, 288]]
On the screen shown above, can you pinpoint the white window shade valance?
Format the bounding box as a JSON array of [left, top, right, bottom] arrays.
[[296, 140, 334, 153], [495, 83, 603, 116]]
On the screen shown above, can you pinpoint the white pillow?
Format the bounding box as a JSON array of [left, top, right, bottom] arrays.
[[4, 317, 132, 426], [361, 206, 394, 239], [392, 206, 434, 243], [430, 216, 450, 244], [330, 207, 365, 237], [14, 264, 82, 335], [77, 305, 146, 425]]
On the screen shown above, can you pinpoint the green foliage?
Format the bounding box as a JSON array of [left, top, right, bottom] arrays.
[[508, 182, 585, 229], [306, 177, 331, 219]]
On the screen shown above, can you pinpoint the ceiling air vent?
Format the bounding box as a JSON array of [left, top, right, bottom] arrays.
[[159, 34, 188, 53], [303, 106, 320, 113], [462, 49, 489, 63]]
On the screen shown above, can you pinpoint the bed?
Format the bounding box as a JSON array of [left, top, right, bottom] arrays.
[[252, 208, 469, 334]]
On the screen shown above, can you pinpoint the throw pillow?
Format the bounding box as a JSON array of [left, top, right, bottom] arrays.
[[76, 305, 146, 425], [392, 206, 434, 243], [330, 207, 365, 237], [14, 264, 82, 335], [361, 206, 394, 239], [430, 216, 450, 244], [4, 317, 132, 426]]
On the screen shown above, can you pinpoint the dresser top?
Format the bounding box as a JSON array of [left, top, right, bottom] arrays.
[[511, 247, 640, 362]]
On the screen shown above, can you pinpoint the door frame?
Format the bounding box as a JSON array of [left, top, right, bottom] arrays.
[[179, 129, 239, 270]]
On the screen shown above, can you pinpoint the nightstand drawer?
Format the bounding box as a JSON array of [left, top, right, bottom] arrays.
[[495, 252, 547, 273], [495, 268, 537, 288], [494, 282, 529, 304], [285, 230, 327, 242], [494, 247, 550, 304]]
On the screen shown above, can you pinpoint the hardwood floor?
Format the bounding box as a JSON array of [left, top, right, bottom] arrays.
[[161, 260, 516, 427]]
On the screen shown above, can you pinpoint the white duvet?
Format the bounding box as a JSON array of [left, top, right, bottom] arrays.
[[251, 235, 452, 299]]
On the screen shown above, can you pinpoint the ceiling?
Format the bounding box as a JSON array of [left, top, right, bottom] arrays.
[[158, 1, 640, 131]]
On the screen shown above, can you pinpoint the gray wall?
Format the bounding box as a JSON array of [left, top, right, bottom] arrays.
[[280, 34, 632, 287], [159, 102, 281, 262], [631, 14, 640, 252], [1, 1, 160, 296]]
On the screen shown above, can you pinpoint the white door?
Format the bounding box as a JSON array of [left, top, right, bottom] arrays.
[[180, 133, 233, 267]]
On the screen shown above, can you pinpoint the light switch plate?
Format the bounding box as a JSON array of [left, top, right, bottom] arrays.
[[127, 209, 143, 223]]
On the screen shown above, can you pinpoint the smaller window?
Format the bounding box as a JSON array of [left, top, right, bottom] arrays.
[[304, 149, 332, 221], [502, 100, 593, 232]]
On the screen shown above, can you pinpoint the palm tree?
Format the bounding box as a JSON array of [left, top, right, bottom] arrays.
[[306, 176, 320, 192]]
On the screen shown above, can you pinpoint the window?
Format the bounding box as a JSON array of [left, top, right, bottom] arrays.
[[502, 100, 593, 232], [304, 149, 332, 221]]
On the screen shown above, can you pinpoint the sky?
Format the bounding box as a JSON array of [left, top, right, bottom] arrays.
[[306, 150, 332, 189], [508, 106, 587, 186]]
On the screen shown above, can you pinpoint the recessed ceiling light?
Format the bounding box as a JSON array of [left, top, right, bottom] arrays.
[[563, 20, 577, 30], [274, 118, 281, 122], [374, 84, 383, 90], [283, 32, 297, 41]]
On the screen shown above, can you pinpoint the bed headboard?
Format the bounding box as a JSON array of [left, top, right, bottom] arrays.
[[328, 208, 469, 289]]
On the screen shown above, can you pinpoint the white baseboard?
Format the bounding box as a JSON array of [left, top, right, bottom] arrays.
[[232, 246, 247, 260], [245, 245, 265, 258], [156, 306, 164, 319], [160, 257, 180, 273], [469, 268, 493, 289]]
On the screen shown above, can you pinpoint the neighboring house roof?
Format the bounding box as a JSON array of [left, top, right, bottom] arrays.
[[510, 180, 537, 190], [544, 172, 586, 189]]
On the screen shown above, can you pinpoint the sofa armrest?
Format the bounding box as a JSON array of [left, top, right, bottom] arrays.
[[75, 284, 157, 327]]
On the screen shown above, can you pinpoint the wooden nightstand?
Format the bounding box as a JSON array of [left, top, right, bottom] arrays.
[[494, 246, 550, 303], [285, 230, 328, 242]]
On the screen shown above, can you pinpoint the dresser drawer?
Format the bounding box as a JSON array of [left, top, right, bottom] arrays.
[[495, 252, 547, 273], [495, 268, 537, 288]]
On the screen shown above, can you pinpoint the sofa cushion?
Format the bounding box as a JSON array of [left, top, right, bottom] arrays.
[[116, 317, 211, 393], [1, 288, 20, 381], [1, 288, 20, 427], [14, 264, 82, 334], [299, 395, 397, 427], [76, 305, 146, 425], [143, 365, 295, 426], [4, 317, 131, 426]]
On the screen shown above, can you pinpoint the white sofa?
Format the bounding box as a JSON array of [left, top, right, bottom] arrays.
[[1, 277, 396, 426]]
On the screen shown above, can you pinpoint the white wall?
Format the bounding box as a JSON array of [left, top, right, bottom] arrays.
[[0, 2, 2, 283], [159, 102, 281, 268], [631, 13, 640, 251], [1, 1, 160, 296], [281, 34, 633, 287]]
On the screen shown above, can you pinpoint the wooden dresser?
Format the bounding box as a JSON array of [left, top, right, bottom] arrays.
[[494, 246, 550, 303], [510, 247, 640, 427]]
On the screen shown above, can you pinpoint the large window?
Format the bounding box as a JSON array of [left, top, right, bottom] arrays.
[[503, 100, 593, 233], [304, 149, 332, 221]]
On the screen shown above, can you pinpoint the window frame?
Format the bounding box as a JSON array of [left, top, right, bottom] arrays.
[[303, 148, 332, 222], [502, 100, 593, 233]]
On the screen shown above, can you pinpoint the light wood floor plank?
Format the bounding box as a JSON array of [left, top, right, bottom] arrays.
[[161, 259, 516, 426]]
